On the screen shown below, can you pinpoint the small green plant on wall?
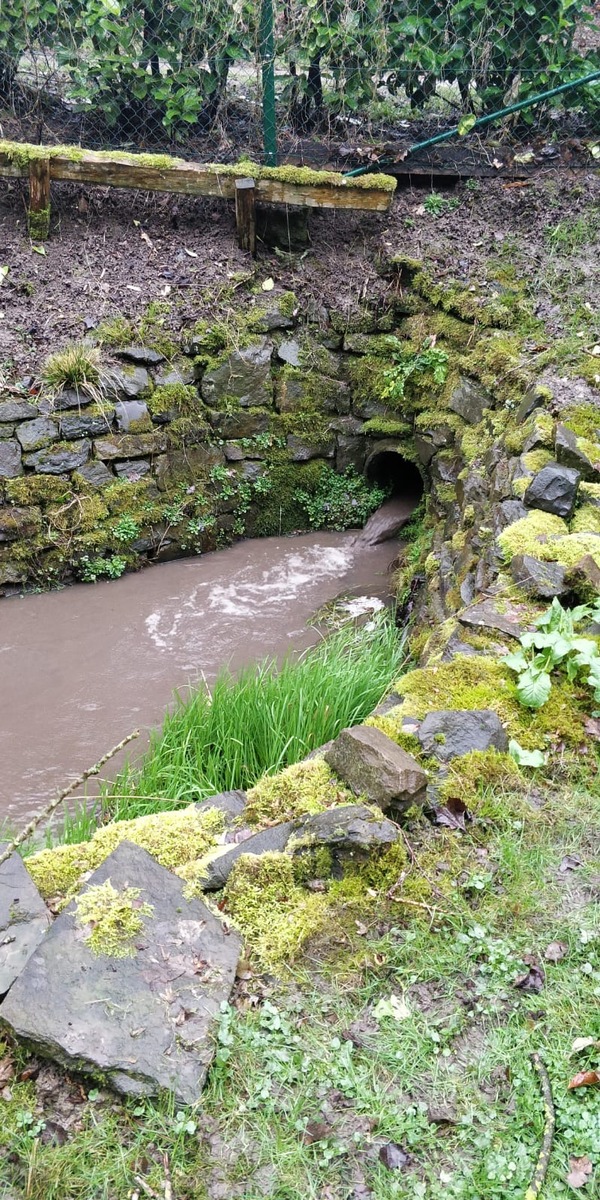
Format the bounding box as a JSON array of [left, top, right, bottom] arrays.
[[381, 338, 449, 405], [503, 597, 600, 709], [294, 467, 387, 532]]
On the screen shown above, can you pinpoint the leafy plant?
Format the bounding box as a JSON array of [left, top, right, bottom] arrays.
[[294, 466, 387, 531], [79, 554, 128, 583], [112, 515, 140, 543], [503, 597, 600, 710], [381, 338, 449, 405], [423, 192, 458, 217], [42, 342, 103, 403]]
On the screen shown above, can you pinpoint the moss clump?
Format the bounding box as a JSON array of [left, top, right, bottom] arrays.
[[580, 482, 600, 508], [245, 758, 352, 826], [75, 880, 153, 958], [27, 206, 50, 240], [362, 417, 412, 438], [206, 160, 396, 193], [561, 403, 600, 441], [522, 448, 554, 474], [223, 852, 330, 969], [0, 139, 84, 167], [498, 511, 568, 561], [374, 654, 586, 750], [4, 476, 72, 506], [252, 458, 326, 537], [96, 316, 134, 348], [549, 533, 600, 569], [436, 749, 527, 828], [571, 504, 600, 536], [27, 805, 225, 900], [148, 383, 202, 418]]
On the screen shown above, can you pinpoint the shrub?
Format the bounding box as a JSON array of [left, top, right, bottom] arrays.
[[294, 466, 387, 531]]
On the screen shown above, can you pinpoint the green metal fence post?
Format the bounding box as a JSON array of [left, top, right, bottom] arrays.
[[259, 0, 277, 166]]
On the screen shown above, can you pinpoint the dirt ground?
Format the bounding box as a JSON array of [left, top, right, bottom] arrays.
[[1, 163, 599, 383]]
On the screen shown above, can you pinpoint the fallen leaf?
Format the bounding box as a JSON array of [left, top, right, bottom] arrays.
[[0, 1056, 14, 1086], [566, 1155, 593, 1188], [31, 244, 47, 255], [140, 230, 155, 251], [559, 854, 582, 873], [434, 797, 470, 831], [492, 158, 504, 169], [584, 717, 600, 740], [568, 1070, 600, 1090], [379, 1143, 410, 1171], [373, 994, 411, 1022], [590, 144, 600, 160], [0, 265, 8, 284], [571, 1037, 600, 1054], [514, 955, 545, 993], [261, 277, 275, 291], [303, 1120, 332, 1144], [544, 941, 568, 963], [183, 247, 198, 257], [513, 150, 535, 164]]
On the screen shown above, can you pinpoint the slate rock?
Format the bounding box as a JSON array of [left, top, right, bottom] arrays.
[[524, 463, 580, 518], [154, 362, 195, 388], [288, 804, 399, 872], [24, 440, 91, 474], [287, 433, 335, 461], [0, 440, 23, 478], [324, 725, 428, 816], [52, 388, 94, 410], [448, 378, 493, 425], [201, 340, 273, 409], [0, 844, 52, 998], [372, 692, 404, 717], [59, 411, 114, 439], [495, 499, 529, 531], [277, 339, 301, 367], [113, 399, 149, 432], [15, 417, 58, 452], [555, 423, 599, 482], [115, 346, 165, 367], [223, 443, 245, 462], [0, 400, 38, 423], [458, 599, 524, 639], [114, 459, 152, 481], [94, 432, 167, 460], [566, 553, 600, 598], [75, 460, 114, 489], [208, 409, 271, 440], [195, 790, 247, 821], [417, 709, 508, 762], [0, 422, 15, 438], [515, 384, 545, 425], [336, 435, 366, 474], [104, 365, 151, 400], [250, 303, 297, 332], [414, 434, 436, 466], [511, 554, 567, 598], [200, 823, 296, 891], [0, 842, 241, 1104]]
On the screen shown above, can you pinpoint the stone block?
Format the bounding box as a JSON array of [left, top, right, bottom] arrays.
[[324, 725, 427, 815]]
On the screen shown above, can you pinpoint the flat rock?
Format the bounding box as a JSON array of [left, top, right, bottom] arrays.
[[15, 417, 59, 452], [511, 554, 567, 598], [287, 433, 335, 461], [566, 553, 600, 598], [201, 340, 273, 409], [0, 842, 241, 1104], [207, 409, 271, 440], [0, 844, 52, 998], [524, 462, 580, 518], [277, 339, 301, 367], [195, 790, 247, 821], [52, 388, 94, 410], [0, 440, 22, 478], [324, 725, 427, 816], [0, 400, 38, 423], [114, 459, 151, 481], [200, 823, 296, 891], [555, 423, 599, 482], [24, 440, 90, 475], [75, 460, 114, 489], [104, 365, 151, 400], [59, 411, 114, 439], [448, 378, 493, 425], [288, 804, 399, 872], [0, 506, 41, 542], [94, 432, 167, 460], [417, 709, 508, 762], [115, 346, 165, 367], [458, 599, 526, 640]]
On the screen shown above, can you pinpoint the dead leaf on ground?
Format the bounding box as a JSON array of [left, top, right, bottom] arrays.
[[140, 230, 155, 251], [378, 1143, 410, 1170], [559, 854, 583, 873], [568, 1070, 600, 1090], [566, 1155, 593, 1188], [514, 955, 545, 993], [0, 1055, 14, 1086], [571, 1037, 600, 1055], [303, 1120, 332, 1144], [544, 941, 568, 962], [584, 717, 600, 740], [434, 797, 470, 832]]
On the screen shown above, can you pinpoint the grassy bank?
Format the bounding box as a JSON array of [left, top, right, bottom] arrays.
[[86, 615, 407, 829]]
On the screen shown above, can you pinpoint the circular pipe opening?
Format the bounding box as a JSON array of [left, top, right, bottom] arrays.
[[365, 447, 424, 503]]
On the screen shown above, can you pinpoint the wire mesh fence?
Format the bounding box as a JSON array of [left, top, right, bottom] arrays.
[[1, 0, 599, 164]]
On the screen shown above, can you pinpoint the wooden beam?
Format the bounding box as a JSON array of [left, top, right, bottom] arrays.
[[28, 157, 50, 239], [235, 177, 257, 255]]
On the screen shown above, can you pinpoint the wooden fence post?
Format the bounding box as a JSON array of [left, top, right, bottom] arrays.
[[235, 177, 257, 256], [28, 157, 51, 240]]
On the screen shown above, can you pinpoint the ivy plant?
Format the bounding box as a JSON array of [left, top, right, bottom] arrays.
[[503, 597, 600, 710]]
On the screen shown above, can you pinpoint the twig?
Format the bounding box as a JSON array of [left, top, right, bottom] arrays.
[[163, 1153, 173, 1200], [525, 1052, 555, 1200], [133, 1178, 160, 1200], [0, 729, 140, 868]]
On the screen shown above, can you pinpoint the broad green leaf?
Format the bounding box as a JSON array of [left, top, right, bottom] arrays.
[[516, 668, 552, 709], [572, 639, 600, 667], [508, 739, 547, 768], [502, 649, 529, 673], [458, 114, 477, 136]]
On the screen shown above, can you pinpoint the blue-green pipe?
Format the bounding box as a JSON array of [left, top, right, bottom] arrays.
[[259, 0, 277, 166], [344, 68, 600, 177]]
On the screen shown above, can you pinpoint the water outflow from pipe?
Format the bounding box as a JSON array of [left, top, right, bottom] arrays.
[[0, 530, 400, 826], [355, 495, 418, 546]]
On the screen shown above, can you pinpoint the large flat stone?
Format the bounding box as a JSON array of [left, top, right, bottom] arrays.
[[201, 340, 273, 409], [448, 378, 493, 425], [15, 417, 59, 452], [94, 432, 167, 460], [0, 400, 38, 423], [324, 725, 427, 816], [0, 844, 52, 998], [511, 554, 567, 598], [0, 440, 23, 478], [0, 842, 241, 1103], [417, 709, 508, 762], [24, 441, 91, 474]]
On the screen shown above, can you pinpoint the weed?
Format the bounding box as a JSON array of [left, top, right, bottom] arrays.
[[79, 554, 127, 583], [112, 515, 140, 543], [423, 192, 460, 217], [382, 338, 449, 405], [294, 466, 387, 531], [42, 342, 103, 403], [503, 597, 600, 709]]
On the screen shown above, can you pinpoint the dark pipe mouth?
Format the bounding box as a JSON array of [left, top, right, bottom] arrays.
[[365, 447, 424, 501]]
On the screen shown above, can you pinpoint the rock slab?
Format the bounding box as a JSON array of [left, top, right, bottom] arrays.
[[0, 842, 241, 1104], [417, 709, 508, 762], [324, 725, 427, 815], [524, 463, 580, 518], [288, 804, 399, 870], [0, 844, 52, 998]]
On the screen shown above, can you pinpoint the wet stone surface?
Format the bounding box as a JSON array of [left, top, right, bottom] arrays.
[[0, 844, 52, 998], [0, 842, 241, 1103]]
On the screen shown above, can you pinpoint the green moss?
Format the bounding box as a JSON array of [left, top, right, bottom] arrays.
[[96, 316, 134, 348], [562, 403, 600, 441], [362, 417, 412, 437], [571, 504, 600, 535], [411, 270, 531, 329], [206, 160, 396, 193], [252, 458, 326, 537], [27, 805, 225, 900], [75, 880, 153, 958], [0, 139, 84, 167], [549, 533, 600, 569], [498, 511, 568, 561], [436, 749, 526, 827], [223, 851, 330, 969], [522, 448, 554, 473], [27, 205, 50, 240], [245, 758, 352, 826], [148, 383, 202, 418], [580, 482, 600, 508], [4, 476, 72, 506]]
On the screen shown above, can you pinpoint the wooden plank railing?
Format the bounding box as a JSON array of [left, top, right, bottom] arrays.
[[0, 142, 396, 253]]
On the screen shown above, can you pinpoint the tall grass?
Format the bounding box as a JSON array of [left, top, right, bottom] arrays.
[[101, 614, 406, 824]]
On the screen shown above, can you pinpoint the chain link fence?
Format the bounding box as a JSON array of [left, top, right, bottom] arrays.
[[1, 1, 599, 163]]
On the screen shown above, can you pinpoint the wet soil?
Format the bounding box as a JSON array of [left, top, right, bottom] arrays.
[[0, 530, 399, 826]]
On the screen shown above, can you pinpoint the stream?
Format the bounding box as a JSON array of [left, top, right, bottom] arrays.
[[0, 502, 412, 828]]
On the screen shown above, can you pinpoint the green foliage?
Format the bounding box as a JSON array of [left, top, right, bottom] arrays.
[[75, 881, 153, 958], [423, 192, 459, 217], [42, 341, 102, 400], [503, 597, 600, 709], [102, 615, 406, 820], [79, 554, 127, 582], [294, 466, 387, 532], [381, 338, 449, 406], [112, 515, 139, 543]]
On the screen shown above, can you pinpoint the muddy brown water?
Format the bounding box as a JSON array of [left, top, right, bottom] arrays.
[[0, 527, 404, 829]]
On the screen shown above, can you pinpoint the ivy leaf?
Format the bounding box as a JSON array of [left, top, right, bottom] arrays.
[[458, 114, 477, 136], [516, 668, 552, 709], [508, 739, 546, 768]]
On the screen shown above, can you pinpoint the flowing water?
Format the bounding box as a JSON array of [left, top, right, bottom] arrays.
[[0, 529, 403, 828]]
